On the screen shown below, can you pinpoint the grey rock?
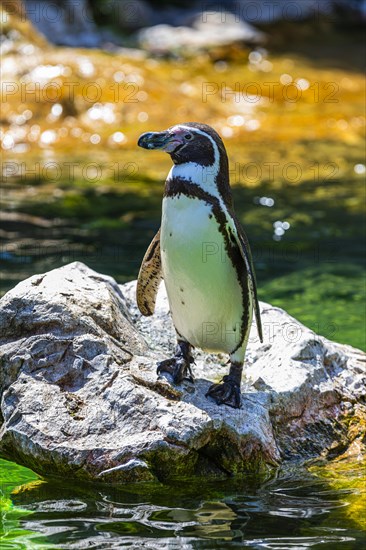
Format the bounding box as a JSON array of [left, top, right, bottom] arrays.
[[137, 12, 266, 55], [0, 262, 365, 483]]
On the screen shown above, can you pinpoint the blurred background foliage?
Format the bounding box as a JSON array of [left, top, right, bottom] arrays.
[[0, 0, 365, 349]]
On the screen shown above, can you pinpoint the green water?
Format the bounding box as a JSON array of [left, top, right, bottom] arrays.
[[1, 458, 365, 549]]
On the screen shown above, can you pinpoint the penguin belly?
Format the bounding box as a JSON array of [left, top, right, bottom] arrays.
[[161, 195, 248, 354]]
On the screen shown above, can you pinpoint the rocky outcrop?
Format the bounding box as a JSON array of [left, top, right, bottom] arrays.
[[0, 262, 365, 483], [137, 12, 266, 55]]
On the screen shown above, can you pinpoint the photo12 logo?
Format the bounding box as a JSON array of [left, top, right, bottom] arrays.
[[1, 161, 139, 183], [1, 81, 141, 104], [202, 81, 339, 104], [199, 1, 336, 24]]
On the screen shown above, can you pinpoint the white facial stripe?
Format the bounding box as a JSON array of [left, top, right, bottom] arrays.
[[167, 125, 221, 196]]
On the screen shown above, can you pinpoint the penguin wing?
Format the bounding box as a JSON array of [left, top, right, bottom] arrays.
[[136, 229, 163, 316], [227, 213, 263, 343]]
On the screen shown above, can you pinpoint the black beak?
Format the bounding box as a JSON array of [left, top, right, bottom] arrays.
[[137, 131, 171, 150]]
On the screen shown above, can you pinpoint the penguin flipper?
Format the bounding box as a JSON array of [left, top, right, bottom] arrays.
[[136, 229, 163, 316], [227, 213, 263, 343]]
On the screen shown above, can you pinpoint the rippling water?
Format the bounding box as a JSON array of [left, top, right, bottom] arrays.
[[1, 460, 364, 549]]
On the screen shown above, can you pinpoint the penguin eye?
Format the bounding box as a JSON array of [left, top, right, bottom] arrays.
[[184, 133, 193, 140]]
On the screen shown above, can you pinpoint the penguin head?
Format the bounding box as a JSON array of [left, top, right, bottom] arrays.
[[138, 122, 228, 167]]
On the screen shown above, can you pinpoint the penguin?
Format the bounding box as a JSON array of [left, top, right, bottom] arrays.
[[136, 122, 263, 408]]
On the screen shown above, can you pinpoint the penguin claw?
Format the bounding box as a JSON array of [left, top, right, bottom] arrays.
[[205, 375, 242, 409], [157, 357, 194, 385]]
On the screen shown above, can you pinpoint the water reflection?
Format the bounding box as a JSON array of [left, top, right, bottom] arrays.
[[1, 463, 363, 549]]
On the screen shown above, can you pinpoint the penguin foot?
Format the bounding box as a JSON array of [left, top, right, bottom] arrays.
[[157, 340, 194, 385], [206, 375, 242, 408], [157, 357, 194, 384]]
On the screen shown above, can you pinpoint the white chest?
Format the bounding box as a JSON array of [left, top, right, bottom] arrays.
[[160, 195, 246, 354]]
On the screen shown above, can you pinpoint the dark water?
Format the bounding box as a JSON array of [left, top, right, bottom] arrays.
[[1, 459, 365, 549]]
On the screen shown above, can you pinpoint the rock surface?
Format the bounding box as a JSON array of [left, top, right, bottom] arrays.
[[0, 262, 365, 483], [137, 12, 266, 55]]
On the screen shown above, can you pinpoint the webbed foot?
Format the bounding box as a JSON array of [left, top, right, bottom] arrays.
[[157, 340, 194, 385], [206, 375, 242, 408], [205, 360, 243, 409]]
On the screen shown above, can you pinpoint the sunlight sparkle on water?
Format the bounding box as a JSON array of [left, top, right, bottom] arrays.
[[255, 197, 275, 207], [77, 57, 95, 77], [221, 126, 234, 138], [111, 131, 127, 144], [280, 73, 293, 85], [22, 109, 33, 120], [262, 60, 273, 72], [137, 112, 149, 122], [40, 130, 57, 145], [296, 78, 310, 91], [28, 64, 64, 82], [90, 133, 101, 144], [13, 114, 26, 125], [113, 71, 125, 82], [27, 124, 40, 142], [9, 125, 27, 141], [1, 134, 14, 149], [246, 119, 261, 131], [51, 104, 63, 117], [249, 51, 262, 64], [70, 127, 83, 138], [354, 164, 365, 175], [87, 103, 115, 124], [273, 220, 291, 241], [137, 90, 148, 101], [227, 115, 245, 127], [179, 82, 195, 96]]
